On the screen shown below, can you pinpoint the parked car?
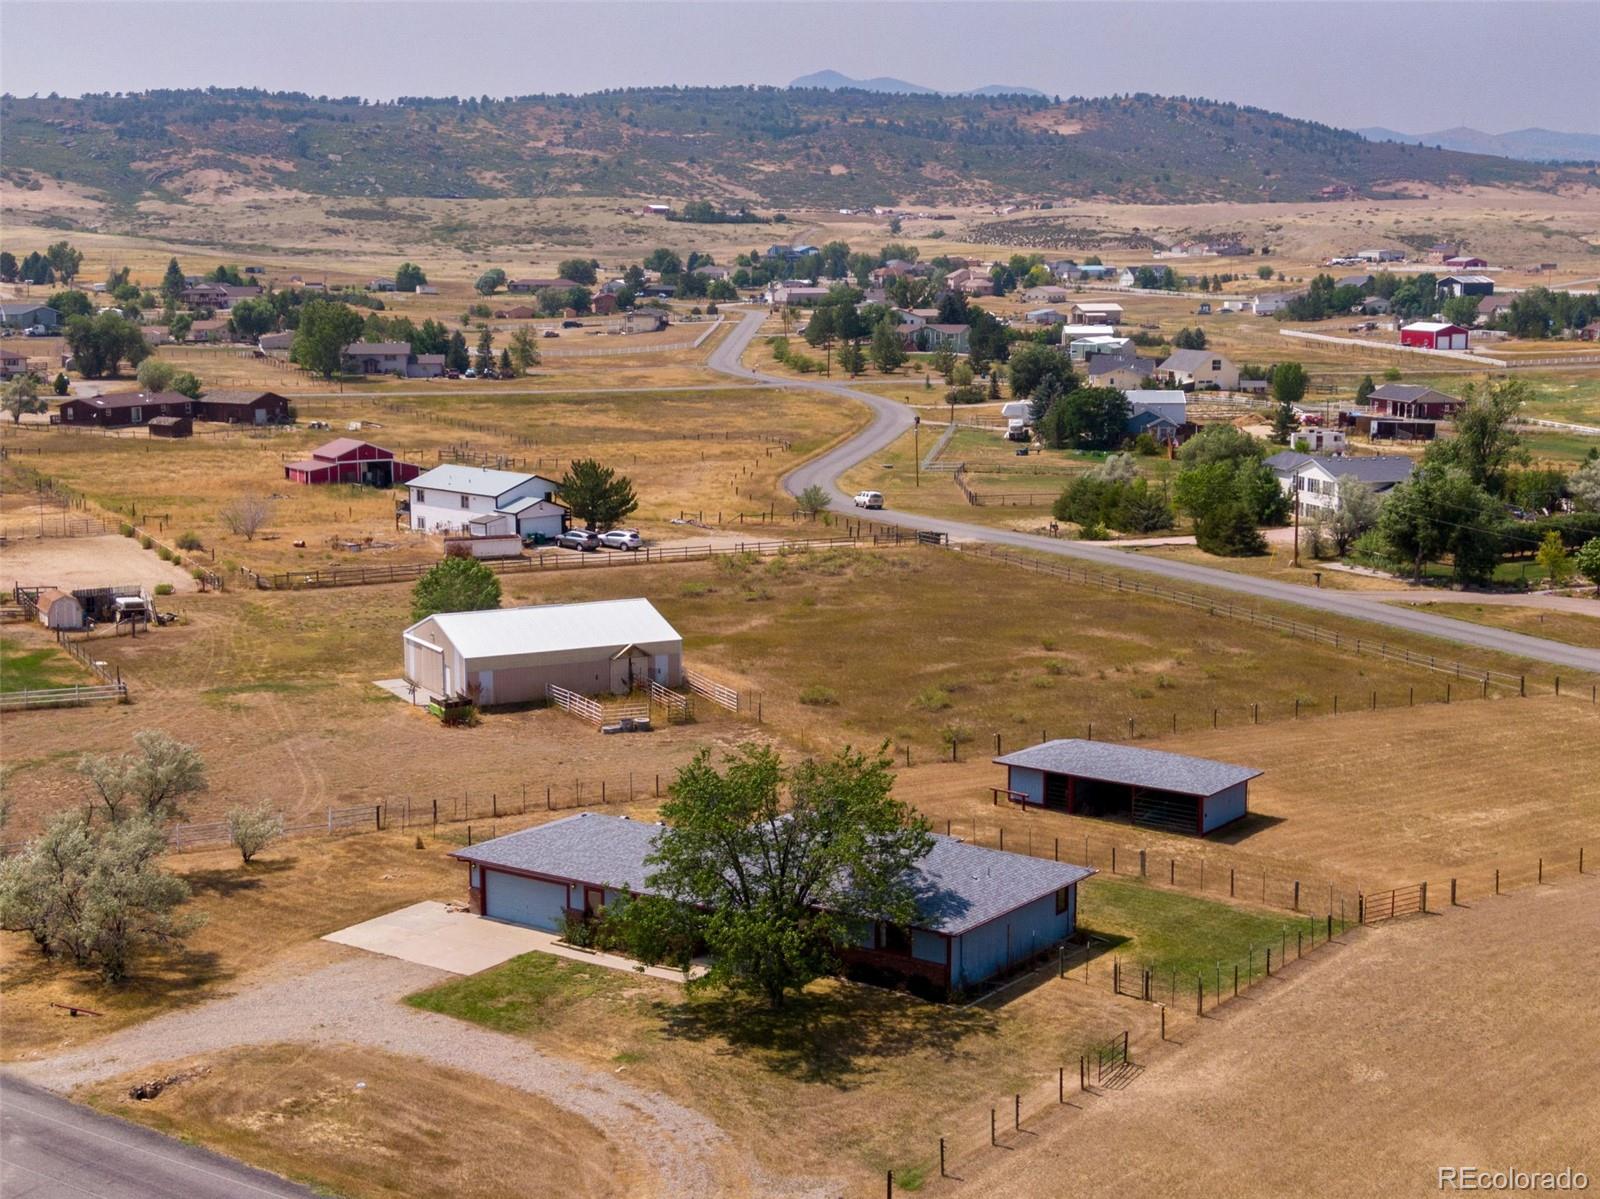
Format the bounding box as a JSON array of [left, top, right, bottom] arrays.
[[853, 490, 884, 509], [599, 528, 641, 551], [542, 330, 559, 338], [561, 319, 582, 328], [463, 368, 477, 378], [556, 528, 601, 551], [24, 325, 50, 337]]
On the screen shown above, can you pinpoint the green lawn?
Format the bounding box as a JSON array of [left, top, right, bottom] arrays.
[[1079, 874, 1321, 995], [0, 636, 94, 693], [405, 952, 619, 1033]]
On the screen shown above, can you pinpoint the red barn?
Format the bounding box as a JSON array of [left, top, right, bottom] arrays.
[[284, 438, 422, 487], [1442, 256, 1488, 270], [1399, 322, 1469, 351]]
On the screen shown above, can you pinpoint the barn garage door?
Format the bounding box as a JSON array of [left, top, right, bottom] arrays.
[[483, 871, 567, 931]]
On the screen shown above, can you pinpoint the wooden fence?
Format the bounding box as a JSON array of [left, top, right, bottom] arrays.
[[546, 684, 604, 727], [684, 669, 740, 713], [1359, 883, 1426, 924], [0, 682, 128, 710]]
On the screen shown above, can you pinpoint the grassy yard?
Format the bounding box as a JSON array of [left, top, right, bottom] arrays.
[[0, 633, 96, 691], [83, 1044, 638, 1199], [1080, 874, 1318, 993]]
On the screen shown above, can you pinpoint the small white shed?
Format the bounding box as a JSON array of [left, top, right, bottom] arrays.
[[403, 597, 683, 705], [34, 589, 84, 630]]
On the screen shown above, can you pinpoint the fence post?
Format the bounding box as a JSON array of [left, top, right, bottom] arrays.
[[1197, 976, 1203, 1016], [1358, 894, 1365, 923], [1420, 881, 1428, 912], [939, 1138, 946, 1178], [432, 799, 437, 828], [1229, 867, 1235, 897], [1139, 849, 1146, 877], [1293, 880, 1300, 911], [1233, 964, 1238, 997], [374, 804, 381, 831], [1495, 868, 1499, 895], [1327, 913, 1332, 940], [1015, 1094, 1020, 1130], [990, 1108, 996, 1146], [1450, 877, 1457, 906], [1538, 858, 1543, 884]]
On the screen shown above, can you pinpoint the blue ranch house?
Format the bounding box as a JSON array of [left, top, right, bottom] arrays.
[[451, 812, 1095, 997]]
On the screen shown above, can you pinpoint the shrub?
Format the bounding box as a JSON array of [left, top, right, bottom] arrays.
[[190, 567, 208, 581], [226, 803, 284, 864], [154, 583, 174, 596], [914, 686, 952, 711], [119, 522, 134, 537], [139, 535, 153, 549], [174, 531, 202, 551], [156, 546, 173, 561], [798, 685, 839, 706]]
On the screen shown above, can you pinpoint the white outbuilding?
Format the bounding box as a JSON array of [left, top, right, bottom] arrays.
[[407, 465, 563, 537], [402, 598, 683, 705]]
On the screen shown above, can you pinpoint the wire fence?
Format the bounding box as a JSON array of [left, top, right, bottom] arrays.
[[243, 534, 865, 590]]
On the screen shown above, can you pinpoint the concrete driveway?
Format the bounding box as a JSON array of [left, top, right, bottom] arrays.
[[323, 901, 553, 974], [324, 900, 701, 981]]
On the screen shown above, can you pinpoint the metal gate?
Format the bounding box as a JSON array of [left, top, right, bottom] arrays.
[[1359, 883, 1425, 924]]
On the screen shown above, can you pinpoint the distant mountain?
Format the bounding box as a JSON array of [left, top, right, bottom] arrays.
[[789, 70, 1046, 99], [1359, 125, 1600, 164]]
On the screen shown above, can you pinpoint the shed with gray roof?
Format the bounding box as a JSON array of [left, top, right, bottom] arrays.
[[451, 811, 1095, 995], [994, 739, 1261, 835]]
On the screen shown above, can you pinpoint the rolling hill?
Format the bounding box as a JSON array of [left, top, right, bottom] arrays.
[[0, 87, 1579, 212]]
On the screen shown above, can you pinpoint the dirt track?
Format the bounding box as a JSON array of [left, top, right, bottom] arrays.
[[950, 875, 1600, 1197]]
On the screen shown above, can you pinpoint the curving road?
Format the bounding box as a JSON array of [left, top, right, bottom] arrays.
[[709, 308, 1600, 675]]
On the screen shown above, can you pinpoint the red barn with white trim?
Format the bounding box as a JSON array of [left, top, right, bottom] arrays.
[[1400, 322, 1469, 351], [284, 438, 422, 486]]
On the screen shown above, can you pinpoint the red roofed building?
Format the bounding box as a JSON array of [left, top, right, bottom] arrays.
[[284, 438, 422, 487], [1399, 322, 1469, 350]]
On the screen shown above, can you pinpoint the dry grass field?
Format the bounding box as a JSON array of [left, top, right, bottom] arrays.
[[1, 381, 863, 575], [959, 874, 1600, 1199], [1396, 601, 1600, 650], [2, 544, 1546, 841], [82, 1044, 640, 1199], [902, 694, 1600, 893]]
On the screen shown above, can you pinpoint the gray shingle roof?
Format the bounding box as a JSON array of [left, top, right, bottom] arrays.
[[1264, 451, 1415, 487], [993, 740, 1261, 797], [1160, 348, 1232, 373], [1367, 383, 1458, 406], [451, 813, 1094, 937]]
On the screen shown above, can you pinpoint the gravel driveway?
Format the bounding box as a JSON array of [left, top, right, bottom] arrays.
[[13, 949, 818, 1198]]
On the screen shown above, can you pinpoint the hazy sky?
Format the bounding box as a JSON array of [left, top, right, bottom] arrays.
[[2, 1, 1597, 135]]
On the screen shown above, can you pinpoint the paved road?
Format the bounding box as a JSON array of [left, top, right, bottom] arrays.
[[709, 308, 1600, 674], [0, 1073, 316, 1199]]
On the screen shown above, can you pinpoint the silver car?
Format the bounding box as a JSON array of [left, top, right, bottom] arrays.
[[599, 528, 642, 550]]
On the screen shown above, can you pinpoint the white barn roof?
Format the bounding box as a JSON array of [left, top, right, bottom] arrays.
[[410, 598, 681, 661]]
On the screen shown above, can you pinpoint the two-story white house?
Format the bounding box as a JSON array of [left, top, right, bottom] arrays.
[[407, 465, 566, 539], [1264, 452, 1414, 518]]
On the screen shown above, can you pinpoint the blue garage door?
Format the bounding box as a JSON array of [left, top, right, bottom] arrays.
[[484, 870, 567, 931]]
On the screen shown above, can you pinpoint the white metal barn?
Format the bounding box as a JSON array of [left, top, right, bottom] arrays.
[[402, 598, 683, 705]]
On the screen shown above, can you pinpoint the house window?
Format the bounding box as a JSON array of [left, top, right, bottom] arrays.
[[1211, 359, 1222, 371], [415, 490, 425, 504], [460, 494, 470, 509], [130, 407, 142, 424], [1056, 886, 1071, 915]]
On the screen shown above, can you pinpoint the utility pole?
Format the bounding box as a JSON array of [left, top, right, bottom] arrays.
[[1291, 463, 1301, 568], [914, 414, 921, 488]]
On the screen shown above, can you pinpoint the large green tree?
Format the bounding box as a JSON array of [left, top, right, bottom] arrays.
[[1424, 378, 1529, 496], [2, 376, 48, 425], [227, 296, 276, 341], [559, 458, 639, 530], [395, 262, 428, 292], [291, 300, 365, 379], [1006, 343, 1076, 400], [475, 268, 507, 296], [1377, 465, 1503, 583], [410, 555, 503, 622], [63, 312, 150, 379], [160, 257, 186, 303], [624, 744, 933, 1008], [869, 317, 906, 373], [1269, 361, 1309, 445], [1057, 386, 1131, 450], [44, 240, 83, 285]]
